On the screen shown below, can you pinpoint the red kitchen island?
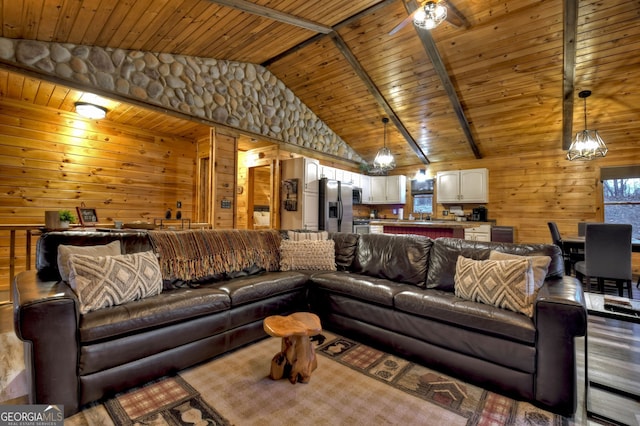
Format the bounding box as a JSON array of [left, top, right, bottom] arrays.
[[369, 220, 479, 239]]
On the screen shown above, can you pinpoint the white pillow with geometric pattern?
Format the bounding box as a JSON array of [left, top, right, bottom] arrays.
[[454, 255, 535, 317], [68, 251, 162, 314]]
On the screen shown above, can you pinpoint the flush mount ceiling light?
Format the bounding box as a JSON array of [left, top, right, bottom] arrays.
[[74, 102, 108, 119], [373, 117, 396, 172], [413, 1, 447, 30], [567, 90, 608, 161]]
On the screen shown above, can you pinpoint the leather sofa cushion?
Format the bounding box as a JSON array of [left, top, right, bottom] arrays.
[[211, 271, 309, 306], [394, 289, 536, 344], [352, 234, 433, 286], [330, 232, 360, 271], [426, 238, 563, 292], [37, 231, 152, 281], [79, 287, 230, 343], [311, 272, 417, 307]]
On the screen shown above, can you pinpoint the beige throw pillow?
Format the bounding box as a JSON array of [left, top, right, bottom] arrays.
[[280, 240, 336, 271], [489, 250, 551, 290], [287, 231, 329, 241], [454, 256, 536, 317], [68, 251, 162, 314], [57, 240, 121, 282]]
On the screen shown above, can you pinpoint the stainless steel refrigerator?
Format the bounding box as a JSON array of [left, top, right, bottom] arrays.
[[319, 178, 353, 233]]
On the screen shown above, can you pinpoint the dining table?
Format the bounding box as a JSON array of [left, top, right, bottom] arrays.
[[563, 235, 640, 253]]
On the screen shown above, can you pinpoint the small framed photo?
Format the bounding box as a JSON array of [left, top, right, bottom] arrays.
[[76, 207, 99, 226]]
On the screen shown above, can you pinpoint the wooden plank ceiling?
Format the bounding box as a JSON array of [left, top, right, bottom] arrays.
[[0, 0, 638, 168]]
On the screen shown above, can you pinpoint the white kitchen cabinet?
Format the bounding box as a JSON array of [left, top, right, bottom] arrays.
[[436, 168, 488, 203], [369, 224, 384, 234], [385, 175, 407, 204], [370, 176, 386, 203], [464, 224, 492, 241], [369, 175, 407, 204], [302, 192, 319, 231], [360, 174, 371, 203], [304, 158, 320, 193], [281, 157, 320, 230], [320, 165, 335, 180]]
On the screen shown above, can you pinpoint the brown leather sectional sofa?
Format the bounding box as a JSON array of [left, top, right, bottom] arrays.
[[12, 229, 587, 417]]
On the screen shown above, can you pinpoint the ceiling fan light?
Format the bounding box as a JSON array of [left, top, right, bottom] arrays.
[[74, 102, 107, 119], [414, 2, 447, 30]]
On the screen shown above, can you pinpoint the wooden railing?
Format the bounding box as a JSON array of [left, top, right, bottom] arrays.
[[0, 225, 43, 303]]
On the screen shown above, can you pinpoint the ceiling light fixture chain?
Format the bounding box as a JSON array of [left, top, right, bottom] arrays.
[[566, 90, 608, 161]]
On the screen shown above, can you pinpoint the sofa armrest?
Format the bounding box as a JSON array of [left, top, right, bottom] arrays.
[[533, 275, 587, 416], [13, 270, 81, 417]]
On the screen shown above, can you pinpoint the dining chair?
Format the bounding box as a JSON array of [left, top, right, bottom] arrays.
[[577, 222, 587, 236], [547, 222, 571, 274], [574, 223, 633, 298]]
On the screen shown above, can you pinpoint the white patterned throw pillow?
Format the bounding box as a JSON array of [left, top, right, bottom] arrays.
[[68, 251, 163, 314], [454, 255, 536, 317]]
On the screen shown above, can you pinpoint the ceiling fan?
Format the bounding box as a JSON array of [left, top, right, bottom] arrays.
[[389, 0, 468, 36]]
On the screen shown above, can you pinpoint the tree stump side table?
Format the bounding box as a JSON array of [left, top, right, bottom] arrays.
[[263, 312, 322, 384]]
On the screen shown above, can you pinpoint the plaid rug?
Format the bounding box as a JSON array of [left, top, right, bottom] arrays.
[[66, 331, 571, 425]]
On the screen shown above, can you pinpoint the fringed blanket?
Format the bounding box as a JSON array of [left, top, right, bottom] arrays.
[[148, 229, 281, 281]]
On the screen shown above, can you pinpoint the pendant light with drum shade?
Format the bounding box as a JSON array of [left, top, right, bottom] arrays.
[[567, 90, 608, 161], [373, 117, 396, 172]]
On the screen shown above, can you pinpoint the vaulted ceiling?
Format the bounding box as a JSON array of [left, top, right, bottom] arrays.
[[0, 0, 638, 169]]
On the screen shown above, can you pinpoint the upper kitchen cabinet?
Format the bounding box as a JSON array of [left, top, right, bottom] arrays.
[[436, 168, 488, 203], [360, 175, 371, 203], [281, 157, 320, 193], [304, 158, 320, 193], [370, 175, 407, 204], [320, 165, 335, 181]]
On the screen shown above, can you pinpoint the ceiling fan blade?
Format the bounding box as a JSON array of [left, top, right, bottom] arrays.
[[389, 10, 418, 36]]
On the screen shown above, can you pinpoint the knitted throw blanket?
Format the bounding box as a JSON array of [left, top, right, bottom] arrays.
[[148, 229, 281, 281]]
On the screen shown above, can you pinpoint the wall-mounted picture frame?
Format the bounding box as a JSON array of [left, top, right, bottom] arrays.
[[76, 207, 99, 226]]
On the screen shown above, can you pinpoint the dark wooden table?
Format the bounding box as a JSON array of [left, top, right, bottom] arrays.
[[563, 235, 640, 253], [584, 293, 640, 425]]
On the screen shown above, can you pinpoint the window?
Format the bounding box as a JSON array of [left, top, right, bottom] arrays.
[[413, 194, 433, 215], [601, 166, 640, 240]]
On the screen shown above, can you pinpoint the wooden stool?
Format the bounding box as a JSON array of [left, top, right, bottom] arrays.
[[263, 312, 322, 384]]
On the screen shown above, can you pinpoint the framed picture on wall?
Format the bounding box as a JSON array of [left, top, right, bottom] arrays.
[[76, 207, 99, 226]]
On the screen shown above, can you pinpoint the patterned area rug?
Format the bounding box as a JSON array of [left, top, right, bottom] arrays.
[[66, 332, 570, 425]]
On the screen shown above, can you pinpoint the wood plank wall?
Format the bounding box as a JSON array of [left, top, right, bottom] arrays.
[[0, 98, 197, 291], [1, 96, 638, 288], [212, 131, 237, 229]]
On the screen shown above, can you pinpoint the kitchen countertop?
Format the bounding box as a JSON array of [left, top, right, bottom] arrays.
[[369, 220, 490, 228]]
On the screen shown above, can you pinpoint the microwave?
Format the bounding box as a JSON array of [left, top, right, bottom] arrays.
[[352, 187, 363, 204]]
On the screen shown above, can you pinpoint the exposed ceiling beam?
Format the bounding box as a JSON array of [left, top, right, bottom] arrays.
[[208, 0, 333, 34], [562, 0, 579, 150], [218, 0, 430, 164], [403, 0, 480, 159], [332, 32, 430, 165]]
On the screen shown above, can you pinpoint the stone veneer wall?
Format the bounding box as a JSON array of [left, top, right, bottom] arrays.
[[0, 37, 362, 162]]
